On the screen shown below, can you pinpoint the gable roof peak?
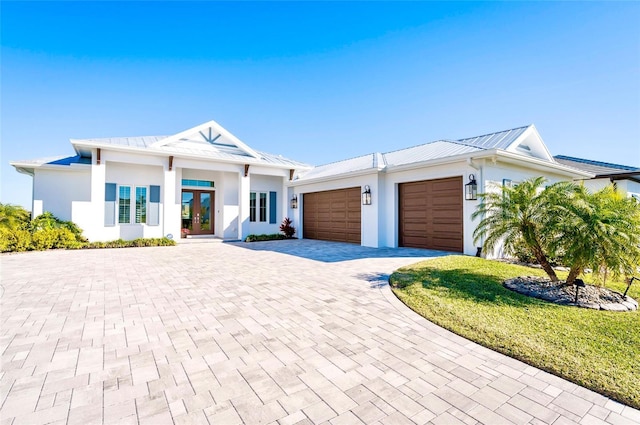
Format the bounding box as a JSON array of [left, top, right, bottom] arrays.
[[152, 119, 260, 159]]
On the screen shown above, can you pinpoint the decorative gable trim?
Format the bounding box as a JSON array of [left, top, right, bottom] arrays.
[[151, 119, 260, 159]]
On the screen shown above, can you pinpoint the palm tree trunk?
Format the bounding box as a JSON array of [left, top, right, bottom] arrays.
[[565, 266, 581, 286], [532, 245, 558, 282]]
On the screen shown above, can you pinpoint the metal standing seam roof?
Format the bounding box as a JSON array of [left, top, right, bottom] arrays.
[[70, 135, 309, 168], [72, 135, 168, 149], [382, 141, 484, 167], [11, 154, 91, 167], [296, 126, 533, 181], [297, 154, 378, 180], [553, 155, 640, 175], [455, 125, 530, 150]]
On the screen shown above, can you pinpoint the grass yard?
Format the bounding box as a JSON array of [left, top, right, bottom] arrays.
[[390, 256, 640, 409]]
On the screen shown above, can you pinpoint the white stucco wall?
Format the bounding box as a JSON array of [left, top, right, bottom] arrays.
[[248, 175, 287, 236], [33, 168, 91, 229], [99, 161, 165, 241]]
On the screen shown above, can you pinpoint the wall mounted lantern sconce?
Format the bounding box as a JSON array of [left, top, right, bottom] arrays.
[[362, 185, 372, 205], [290, 195, 298, 209], [465, 174, 478, 201]]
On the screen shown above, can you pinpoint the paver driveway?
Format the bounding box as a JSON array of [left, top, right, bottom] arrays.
[[1, 240, 638, 425]]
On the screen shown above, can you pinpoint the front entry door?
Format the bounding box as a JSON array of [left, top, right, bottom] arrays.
[[181, 190, 214, 235]]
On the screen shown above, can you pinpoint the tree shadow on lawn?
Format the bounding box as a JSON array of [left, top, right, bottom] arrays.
[[394, 266, 551, 309]]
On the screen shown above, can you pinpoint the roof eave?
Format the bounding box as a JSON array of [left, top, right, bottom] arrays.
[[593, 172, 640, 183], [10, 161, 91, 173], [477, 150, 595, 178], [289, 167, 381, 187]]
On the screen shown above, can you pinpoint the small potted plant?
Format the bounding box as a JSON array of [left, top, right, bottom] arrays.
[[181, 228, 191, 238]]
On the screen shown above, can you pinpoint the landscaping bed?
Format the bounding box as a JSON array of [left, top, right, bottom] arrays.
[[390, 255, 640, 409]]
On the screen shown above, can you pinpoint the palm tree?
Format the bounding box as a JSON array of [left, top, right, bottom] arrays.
[[472, 177, 560, 282], [552, 184, 640, 285], [0, 203, 30, 230]]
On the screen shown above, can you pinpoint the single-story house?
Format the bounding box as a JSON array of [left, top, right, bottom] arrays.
[[554, 155, 640, 200], [12, 120, 596, 256]]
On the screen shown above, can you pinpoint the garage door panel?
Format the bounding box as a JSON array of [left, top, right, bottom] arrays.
[[303, 188, 361, 244], [399, 177, 463, 252]]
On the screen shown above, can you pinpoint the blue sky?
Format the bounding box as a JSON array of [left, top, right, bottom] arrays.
[[2, 1, 639, 209]]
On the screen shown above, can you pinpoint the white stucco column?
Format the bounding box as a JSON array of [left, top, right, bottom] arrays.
[[163, 165, 180, 239], [282, 177, 289, 225], [89, 150, 106, 240], [361, 179, 379, 248], [238, 170, 251, 240]]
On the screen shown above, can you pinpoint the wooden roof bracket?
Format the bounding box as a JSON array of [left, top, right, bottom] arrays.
[[244, 164, 250, 177], [169, 156, 174, 171], [96, 148, 101, 165], [289, 169, 295, 181]]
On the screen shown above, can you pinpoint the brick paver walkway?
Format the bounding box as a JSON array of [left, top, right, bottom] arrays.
[[1, 240, 638, 424]]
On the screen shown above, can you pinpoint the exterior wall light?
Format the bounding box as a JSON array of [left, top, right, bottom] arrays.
[[362, 185, 372, 205], [465, 174, 478, 201], [290, 195, 298, 209]]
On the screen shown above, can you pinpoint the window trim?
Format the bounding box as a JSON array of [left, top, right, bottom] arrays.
[[135, 186, 147, 224], [118, 185, 131, 224], [250, 191, 274, 223], [117, 184, 149, 225]]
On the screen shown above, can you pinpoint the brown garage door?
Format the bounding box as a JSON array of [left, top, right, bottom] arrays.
[[399, 176, 463, 252], [303, 187, 361, 244]]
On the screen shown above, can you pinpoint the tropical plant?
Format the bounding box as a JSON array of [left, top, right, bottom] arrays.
[[0, 203, 30, 230], [279, 217, 296, 238], [550, 184, 640, 285], [30, 212, 87, 242], [472, 177, 560, 282]]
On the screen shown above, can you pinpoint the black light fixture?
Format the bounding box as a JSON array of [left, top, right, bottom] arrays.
[[362, 185, 372, 205], [290, 195, 298, 209], [574, 278, 585, 303], [465, 174, 478, 201]]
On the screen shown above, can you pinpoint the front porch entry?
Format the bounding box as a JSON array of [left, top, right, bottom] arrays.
[[181, 190, 215, 235]]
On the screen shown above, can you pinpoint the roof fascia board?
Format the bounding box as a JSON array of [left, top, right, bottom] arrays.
[[10, 162, 90, 173], [478, 150, 595, 178], [378, 148, 593, 178], [150, 120, 261, 159], [70, 141, 304, 170], [593, 171, 640, 180], [289, 168, 380, 187]]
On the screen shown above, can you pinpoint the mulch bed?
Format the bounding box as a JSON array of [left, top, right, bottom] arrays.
[[503, 276, 638, 311]]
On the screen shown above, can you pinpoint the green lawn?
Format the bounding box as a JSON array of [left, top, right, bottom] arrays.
[[390, 256, 640, 409]]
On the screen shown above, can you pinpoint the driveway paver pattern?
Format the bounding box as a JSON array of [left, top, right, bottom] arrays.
[[1, 240, 638, 425]]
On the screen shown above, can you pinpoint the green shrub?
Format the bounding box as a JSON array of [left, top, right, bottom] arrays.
[[245, 233, 289, 242], [30, 212, 87, 243], [0, 203, 31, 231], [0, 228, 32, 252], [53, 228, 83, 249], [84, 237, 176, 249], [31, 228, 57, 250]]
